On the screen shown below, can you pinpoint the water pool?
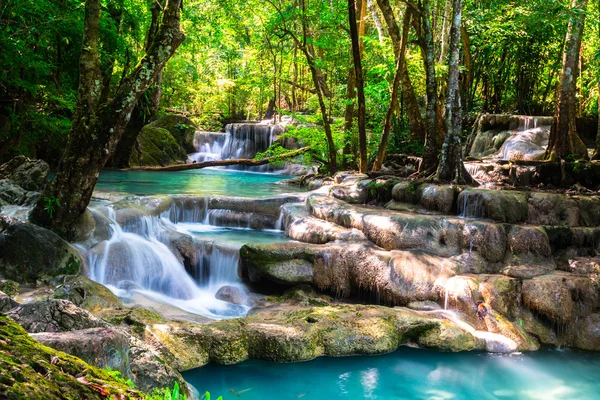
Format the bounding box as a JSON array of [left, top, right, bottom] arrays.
[[177, 224, 290, 246], [95, 169, 305, 197], [183, 347, 600, 399]]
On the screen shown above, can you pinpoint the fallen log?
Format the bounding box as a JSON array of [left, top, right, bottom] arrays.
[[126, 146, 311, 172]]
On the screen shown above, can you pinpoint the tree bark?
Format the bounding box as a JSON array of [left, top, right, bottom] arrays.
[[545, 0, 589, 161], [591, 0, 600, 160], [348, 0, 368, 173], [419, 0, 442, 174], [30, 0, 185, 235], [129, 147, 311, 172], [436, 0, 474, 184], [372, 11, 410, 171], [108, 0, 165, 168], [367, 0, 385, 45], [376, 0, 425, 140]]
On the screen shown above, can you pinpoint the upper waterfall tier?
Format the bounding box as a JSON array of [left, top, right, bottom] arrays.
[[189, 123, 285, 172]]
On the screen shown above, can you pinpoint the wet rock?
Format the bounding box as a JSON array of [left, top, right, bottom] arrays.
[[570, 313, 600, 351], [0, 156, 49, 191], [68, 209, 96, 242], [0, 291, 17, 313], [503, 264, 553, 278], [149, 323, 209, 371], [200, 320, 249, 365], [215, 285, 250, 306], [505, 226, 553, 271], [5, 299, 107, 333], [52, 276, 122, 312], [457, 189, 528, 223], [112, 195, 174, 224], [0, 217, 83, 283], [479, 276, 520, 318], [407, 301, 442, 311], [416, 320, 479, 352], [0, 179, 27, 205], [522, 275, 574, 324]]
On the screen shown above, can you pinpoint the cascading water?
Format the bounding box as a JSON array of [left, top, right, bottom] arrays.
[[85, 205, 250, 319], [189, 123, 282, 172], [498, 116, 551, 161], [457, 191, 484, 219]]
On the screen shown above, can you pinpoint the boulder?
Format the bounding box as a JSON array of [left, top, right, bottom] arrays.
[[0, 179, 27, 205], [215, 285, 250, 306], [0, 156, 49, 191], [457, 189, 528, 223], [0, 291, 17, 313], [0, 217, 83, 283], [0, 316, 143, 399], [5, 299, 107, 333], [147, 115, 197, 153], [52, 276, 122, 312], [570, 313, 600, 351], [31, 328, 131, 377], [418, 184, 456, 214], [129, 124, 188, 167]]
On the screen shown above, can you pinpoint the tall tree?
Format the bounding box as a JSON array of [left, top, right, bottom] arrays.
[[375, 0, 425, 140], [436, 0, 474, 184], [348, 0, 368, 173], [372, 10, 411, 172], [109, 0, 166, 168], [591, 0, 600, 160], [30, 0, 185, 234], [419, 0, 442, 174], [545, 0, 589, 161]]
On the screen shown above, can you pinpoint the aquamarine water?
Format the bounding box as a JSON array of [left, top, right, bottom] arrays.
[[95, 169, 304, 197], [184, 347, 600, 399], [177, 224, 290, 246]]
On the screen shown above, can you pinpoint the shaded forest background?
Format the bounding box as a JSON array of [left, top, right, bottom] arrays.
[[1, 0, 599, 169]]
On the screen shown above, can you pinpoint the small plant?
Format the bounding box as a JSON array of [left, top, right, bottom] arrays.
[[175, 122, 191, 134], [407, 183, 417, 196], [573, 161, 581, 174], [104, 367, 135, 389], [43, 196, 61, 218]]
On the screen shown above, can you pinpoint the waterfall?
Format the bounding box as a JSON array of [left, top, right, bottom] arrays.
[[85, 206, 249, 319], [457, 191, 485, 219], [189, 123, 282, 172]]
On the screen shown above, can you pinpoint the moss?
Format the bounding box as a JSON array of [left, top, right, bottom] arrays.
[[130, 126, 187, 167], [53, 276, 122, 313], [0, 280, 19, 298], [0, 316, 142, 399], [200, 320, 249, 365], [417, 321, 477, 352]]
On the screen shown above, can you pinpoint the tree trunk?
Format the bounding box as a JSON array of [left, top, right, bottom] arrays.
[[545, 0, 589, 161], [419, 0, 441, 173], [438, 0, 452, 64], [372, 11, 410, 171], [367, 0, 385, 45], [348, 0, 368, 173], [436, 0, 474, 184], [30, 0, 185, 235], [593, 1, 600, 160], [376, 0, 425, 140], [108, 0, 165, 168], [130, 147, 311, 172]]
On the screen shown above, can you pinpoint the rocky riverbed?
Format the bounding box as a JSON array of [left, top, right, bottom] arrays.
[[1, 157, 600, 398]]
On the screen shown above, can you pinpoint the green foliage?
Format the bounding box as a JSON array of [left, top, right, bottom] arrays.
[[43, 196, 61, 218], [104, 368, 136, 389]]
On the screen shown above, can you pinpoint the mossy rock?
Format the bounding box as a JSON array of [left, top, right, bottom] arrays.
[[52, 276, 122, 313], [416, 320, 479, 351], [130, 125, 188, 167], [149, 115, 197, 153], [0, 316, 142, 399], [200, 320, 249, 365], [0, 279, 19, 298], [0, 217, 82, 283]]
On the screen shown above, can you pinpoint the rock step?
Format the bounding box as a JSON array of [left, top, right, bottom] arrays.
[[390, 182, 600, 227], [304, 193, 600, 274]]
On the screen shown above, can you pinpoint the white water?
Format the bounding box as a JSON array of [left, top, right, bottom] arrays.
[[189, 123, 279, 173], [86, 207, 249, 319]]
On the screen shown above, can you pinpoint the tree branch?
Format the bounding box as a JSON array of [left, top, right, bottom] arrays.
[[127, 146, 311, 172]]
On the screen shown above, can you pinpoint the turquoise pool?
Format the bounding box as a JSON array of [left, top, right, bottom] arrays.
[[95, 169, 304, 197], [183, 347, 600, 399]]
